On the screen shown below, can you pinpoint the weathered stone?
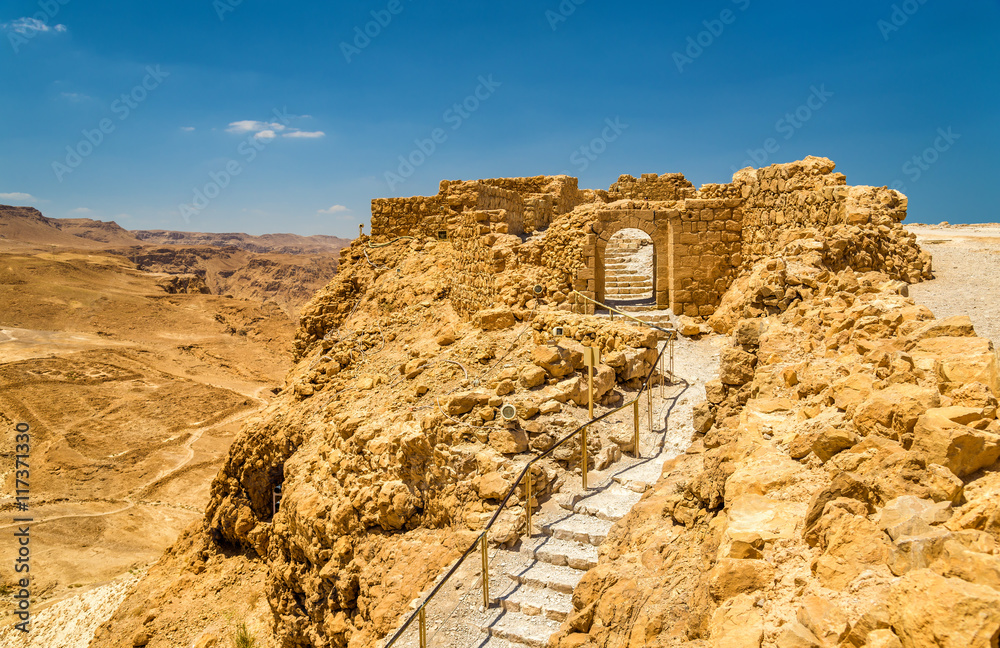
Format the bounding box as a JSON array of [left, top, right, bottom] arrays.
[[476, 471, 511, 500], [488, 427, 528, 454], [708, 558, 775, 601], [911, 409, 1000, 478], [473, 307, 516, 331], [719, 347, 757, 386], [889, 569, 1000, 648], [811, 426, 859, 462]]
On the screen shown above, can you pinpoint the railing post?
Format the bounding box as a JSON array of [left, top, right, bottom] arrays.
[[481, 534, 489, 610], [659, 346, 665, 400], [633, 399, 640, 458], [525, 468, 532, 538], [419, 607, 427, 648], [582, 425, 589, 490], [647, 379, 653, 433]]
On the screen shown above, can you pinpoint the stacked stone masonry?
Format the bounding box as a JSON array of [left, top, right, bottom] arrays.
[[368, 157, 915, 319]]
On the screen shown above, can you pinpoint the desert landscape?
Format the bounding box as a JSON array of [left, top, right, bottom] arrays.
[[2, 156, 997, 648]]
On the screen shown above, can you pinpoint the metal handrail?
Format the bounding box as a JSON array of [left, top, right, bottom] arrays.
[[382, 299, 677, 648]]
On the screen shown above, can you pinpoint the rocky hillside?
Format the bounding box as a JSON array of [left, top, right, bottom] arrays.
[[90, 159, 1000, 648]]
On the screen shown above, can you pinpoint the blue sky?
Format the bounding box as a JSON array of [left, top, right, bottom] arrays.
[[1, 1, 997, 237]]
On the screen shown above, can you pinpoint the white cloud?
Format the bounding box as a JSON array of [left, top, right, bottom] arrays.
[[284, 130, 325, 139], [60, 92, 92, 103], [254, 130, 277, 141], [318, 205, 350, 215], [0, 192, 39, 203], [2, 17, 67, 35], [226, 120, 287, 135], [180, 126, 195, 132], [69, 207, 93, 214]]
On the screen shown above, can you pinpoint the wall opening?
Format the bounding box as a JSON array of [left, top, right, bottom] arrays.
[[603, 228, 656, 310]]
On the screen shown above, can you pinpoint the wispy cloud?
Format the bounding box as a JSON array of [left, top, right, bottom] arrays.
[[0, 192, 39, 203], [318, 205, 350, 215], [1, 17, 67, 35], [69, 207, 93, 214], [180, 126, 195, 132], [61, 92, 92, 103], [284, 130, 326, 139], [226, 120, 287, 135], [226, 119, 324, 140]]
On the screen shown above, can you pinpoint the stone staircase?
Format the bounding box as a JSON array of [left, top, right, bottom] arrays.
[[386, 341, 698, 648], [477, 482, 644, 646], [605, 237, 653, 303]]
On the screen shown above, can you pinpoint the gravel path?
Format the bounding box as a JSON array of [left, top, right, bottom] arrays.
[[906, 224, 1000, 349]]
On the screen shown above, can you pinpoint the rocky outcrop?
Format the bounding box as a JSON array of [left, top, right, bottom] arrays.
[[549, 237, 1000, 648]]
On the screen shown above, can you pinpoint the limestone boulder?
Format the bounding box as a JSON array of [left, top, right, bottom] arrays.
[[708, 593, 764, 648], [889, 569, 1000, 648], [910, 336, 1000, 395], [911, 409, 1000, 478], [852, 383, 941, 440], [708, 558, 775, 601], [719, 347, 757, 386], [473, 307, 515, 331], [531, 345, 577, 378], [566, 366, 616, 407], [518, 365, 547, 389]]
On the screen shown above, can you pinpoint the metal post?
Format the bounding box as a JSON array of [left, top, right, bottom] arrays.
[[419, 607, 427, 648], [587, 361, 595, 419], [659, 347, 665, 400], [633, 399, 640, 458], [582, 425, 589, 490], [525, 469, 532, 538], [481, 534, 489, 609], [647, 379, 653, 433]]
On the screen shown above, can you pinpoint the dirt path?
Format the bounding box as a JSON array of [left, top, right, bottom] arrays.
[[906, 224, 1000, 349]]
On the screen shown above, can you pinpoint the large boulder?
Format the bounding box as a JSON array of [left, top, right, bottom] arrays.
[[853, 383, 941, 441], [719, 347, 757, 386], [910, 336, 1000, 395], [888, 569, 1000, 648], [911, 409, 1000, 478]]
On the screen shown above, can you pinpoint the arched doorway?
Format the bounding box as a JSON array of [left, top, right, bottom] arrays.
[[603, 228, 655, 310]]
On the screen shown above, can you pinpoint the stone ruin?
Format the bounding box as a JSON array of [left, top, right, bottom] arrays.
[[369, 156, 924, 320]]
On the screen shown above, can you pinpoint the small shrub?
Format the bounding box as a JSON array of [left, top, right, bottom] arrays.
[[232, 622, 257, 648]]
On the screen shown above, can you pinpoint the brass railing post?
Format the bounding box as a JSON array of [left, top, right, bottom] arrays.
[[525, 469, 532, 538], [581, 425, 589, 490], [419, 607, 427, 648], [633, 399, 640, 458], [659, 347, 665, 400], [481, 534, 489, 610], [647, 380, 653, 433]]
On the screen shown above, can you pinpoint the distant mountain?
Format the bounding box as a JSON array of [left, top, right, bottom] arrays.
[[0, 205, 352, 255], [132, 230, 351, 255]]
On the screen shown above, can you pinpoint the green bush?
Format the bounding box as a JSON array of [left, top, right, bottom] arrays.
[[232, 622, 257, 648]]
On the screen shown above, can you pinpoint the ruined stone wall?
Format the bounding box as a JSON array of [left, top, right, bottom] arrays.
[[474, 185, 525, 236], [481, 175, 581, 217], [669, 199, 744, 318], [608, 172, 697, 202], [727, 157, 909, 270], [450, 210, 507, 317], [370, 195, 450, 238]]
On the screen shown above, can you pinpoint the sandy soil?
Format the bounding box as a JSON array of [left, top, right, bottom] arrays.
[[0, 249, 298, 633], [906, 223, 1000, 348]]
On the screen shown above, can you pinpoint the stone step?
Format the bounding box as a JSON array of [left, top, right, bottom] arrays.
[[558, 483, 642, 521], [479, 611, 562, 648], [613, 460, 668, 492], [507, 558, 586, 594], [607, 288, 653, 297], [519, 536, 599, 571], [540, 514, 614, 547], [491, 584, 573, 622]]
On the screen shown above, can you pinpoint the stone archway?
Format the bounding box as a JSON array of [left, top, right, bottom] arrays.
[[594, 214, 667, 310], [601, 228, 655, 306]]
